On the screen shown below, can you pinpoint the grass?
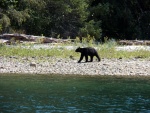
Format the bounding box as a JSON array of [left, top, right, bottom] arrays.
[[0, 40, 150, 60], [0, 44, 77, 58], [98, 39, 150, 59], [99, 49, 150, 59]]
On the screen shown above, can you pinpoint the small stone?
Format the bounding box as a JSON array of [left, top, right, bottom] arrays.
[[57, 60, 62, 62], [22, 57, 28, 60], [119, 57, 122, 59], [69, 55, 75, 60], [30, 62, 36, 67], [0, 66, 4, 69]]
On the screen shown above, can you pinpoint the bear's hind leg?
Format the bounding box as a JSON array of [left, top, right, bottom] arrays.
[[90, 56, 93, 62], [85, 55, 88, 62]]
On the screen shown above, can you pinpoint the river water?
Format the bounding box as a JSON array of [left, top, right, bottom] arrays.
[[0, 74, 150, 112]]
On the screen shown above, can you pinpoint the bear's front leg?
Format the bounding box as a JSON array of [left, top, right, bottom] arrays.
[[96, 54, 101, 61], [78, 54, 84, 63]]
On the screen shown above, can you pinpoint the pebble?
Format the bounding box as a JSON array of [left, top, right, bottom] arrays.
[[0, 56, 150, 76]]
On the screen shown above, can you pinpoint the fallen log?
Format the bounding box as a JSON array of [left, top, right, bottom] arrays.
[[118, 40, 150, 45], [0, 33, 75, 44]]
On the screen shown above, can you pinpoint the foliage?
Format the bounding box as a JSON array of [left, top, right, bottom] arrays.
[[79, 20, 102, 40], [0, 0, 150, 40], [74, 34, 96, 47], [0, 24, 2, 32], [0, 42, 150, 60], [0, 0, 30, 33], [0, 14, 10, 33], [89, 0, 150, 40]]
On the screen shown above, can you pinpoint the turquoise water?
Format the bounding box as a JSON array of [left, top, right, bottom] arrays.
[[0, 74, 150, 112]]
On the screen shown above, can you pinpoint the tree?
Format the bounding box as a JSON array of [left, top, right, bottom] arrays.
[[0, 0, 30, 33], [89, 0, 150, 40], [79, 20, 102, 40], [44, 0, 89, 38]]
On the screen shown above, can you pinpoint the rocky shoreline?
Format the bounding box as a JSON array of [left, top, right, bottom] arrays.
[[0, 56, 150, 76]]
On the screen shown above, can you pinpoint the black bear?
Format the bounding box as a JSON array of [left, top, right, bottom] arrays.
[[75, 47, 101, 63]]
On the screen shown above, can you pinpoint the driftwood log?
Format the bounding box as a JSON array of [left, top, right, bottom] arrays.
[[1, 33, 150, 45], [117, 40, 150, 45], [0, 33, 74, 44]]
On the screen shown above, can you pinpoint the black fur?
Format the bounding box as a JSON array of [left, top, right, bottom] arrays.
[[75, 47, 101, 63]]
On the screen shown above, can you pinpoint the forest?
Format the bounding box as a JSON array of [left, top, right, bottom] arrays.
[[0, 0, 150, 41]]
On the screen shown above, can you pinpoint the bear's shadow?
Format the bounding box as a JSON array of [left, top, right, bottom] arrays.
[[78, 61, 99, 63]]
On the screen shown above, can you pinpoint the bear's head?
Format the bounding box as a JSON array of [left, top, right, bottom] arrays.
[[75, 47, 81, 52]]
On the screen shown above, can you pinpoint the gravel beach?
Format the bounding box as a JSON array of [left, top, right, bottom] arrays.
[[0, 56, 150, 76]]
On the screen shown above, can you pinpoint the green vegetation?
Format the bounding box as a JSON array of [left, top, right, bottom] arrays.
[[0, 0, 149, 40], [0, 40, 150, 60]]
